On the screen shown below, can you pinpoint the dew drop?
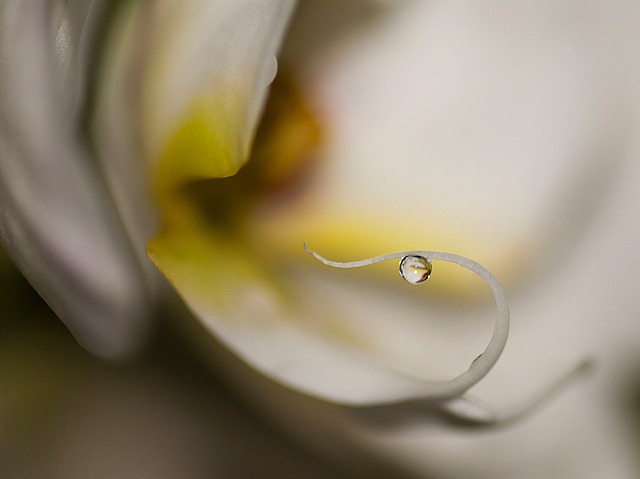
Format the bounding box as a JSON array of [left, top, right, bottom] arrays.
[[399, 255, 432, 285]]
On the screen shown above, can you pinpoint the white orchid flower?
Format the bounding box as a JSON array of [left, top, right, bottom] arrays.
[[0, 0, 295, 358], [0, 0, 601, 446]]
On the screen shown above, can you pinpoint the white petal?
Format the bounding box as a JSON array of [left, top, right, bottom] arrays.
[[304, 0, 631, 276], [140, 0, 297, 168], [300, 3, 640, 478], [0, 1, 151, 358], [91, 2, 160, 285], [52, 0, 105, 116]]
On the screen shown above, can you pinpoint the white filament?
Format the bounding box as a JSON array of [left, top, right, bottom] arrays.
[[304, 244, 509, 400], [304, 244, 592, 423]]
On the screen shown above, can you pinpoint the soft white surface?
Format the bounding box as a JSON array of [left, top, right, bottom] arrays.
[[290, 2, 640, 478], [0, 1, 151, 358]]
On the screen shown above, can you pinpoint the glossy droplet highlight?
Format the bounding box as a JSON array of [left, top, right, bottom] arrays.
[[399, 255, 432, 285]]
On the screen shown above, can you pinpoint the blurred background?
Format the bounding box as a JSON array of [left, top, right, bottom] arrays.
[[3, 1, 640, 478], [0, 249, 346, 479]]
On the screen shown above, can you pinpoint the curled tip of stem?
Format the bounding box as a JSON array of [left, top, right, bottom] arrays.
[[304, 243, 332, 267], [303, 243, 346, 267], [302, 241, 315, 257]]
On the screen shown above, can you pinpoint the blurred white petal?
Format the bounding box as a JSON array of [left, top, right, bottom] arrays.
[[91, 2, 160, 284], [142, 0, 297, 179], [0, 1, 151, 358], [301, 1, 631, 270], [53, 0, 105, 115], [284, 2, 640, 477]]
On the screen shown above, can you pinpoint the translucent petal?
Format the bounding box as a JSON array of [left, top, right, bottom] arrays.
[[141, 0, 297, 192], [52, 0, 105, 116], [91, 1, 160, 287], [149, 221, 505, 404], [350, 358, 593, 429], [0, 1, 151, 358]]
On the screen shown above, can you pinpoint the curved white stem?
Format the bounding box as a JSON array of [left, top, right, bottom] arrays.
[[304, 245, 510, 400]]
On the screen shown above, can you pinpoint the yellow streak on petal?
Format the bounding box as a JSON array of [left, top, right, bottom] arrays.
[[153, 93, 249, 202], [146, 213, 379, 353], [250, 204, 530, 302], [148, 220, 274, 318]]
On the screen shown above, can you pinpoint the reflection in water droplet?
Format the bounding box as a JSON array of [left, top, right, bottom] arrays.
[[399, 255, 432, 285]]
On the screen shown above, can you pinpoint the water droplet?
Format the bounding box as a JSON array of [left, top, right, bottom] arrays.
[[399, 255, 432, 285]]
